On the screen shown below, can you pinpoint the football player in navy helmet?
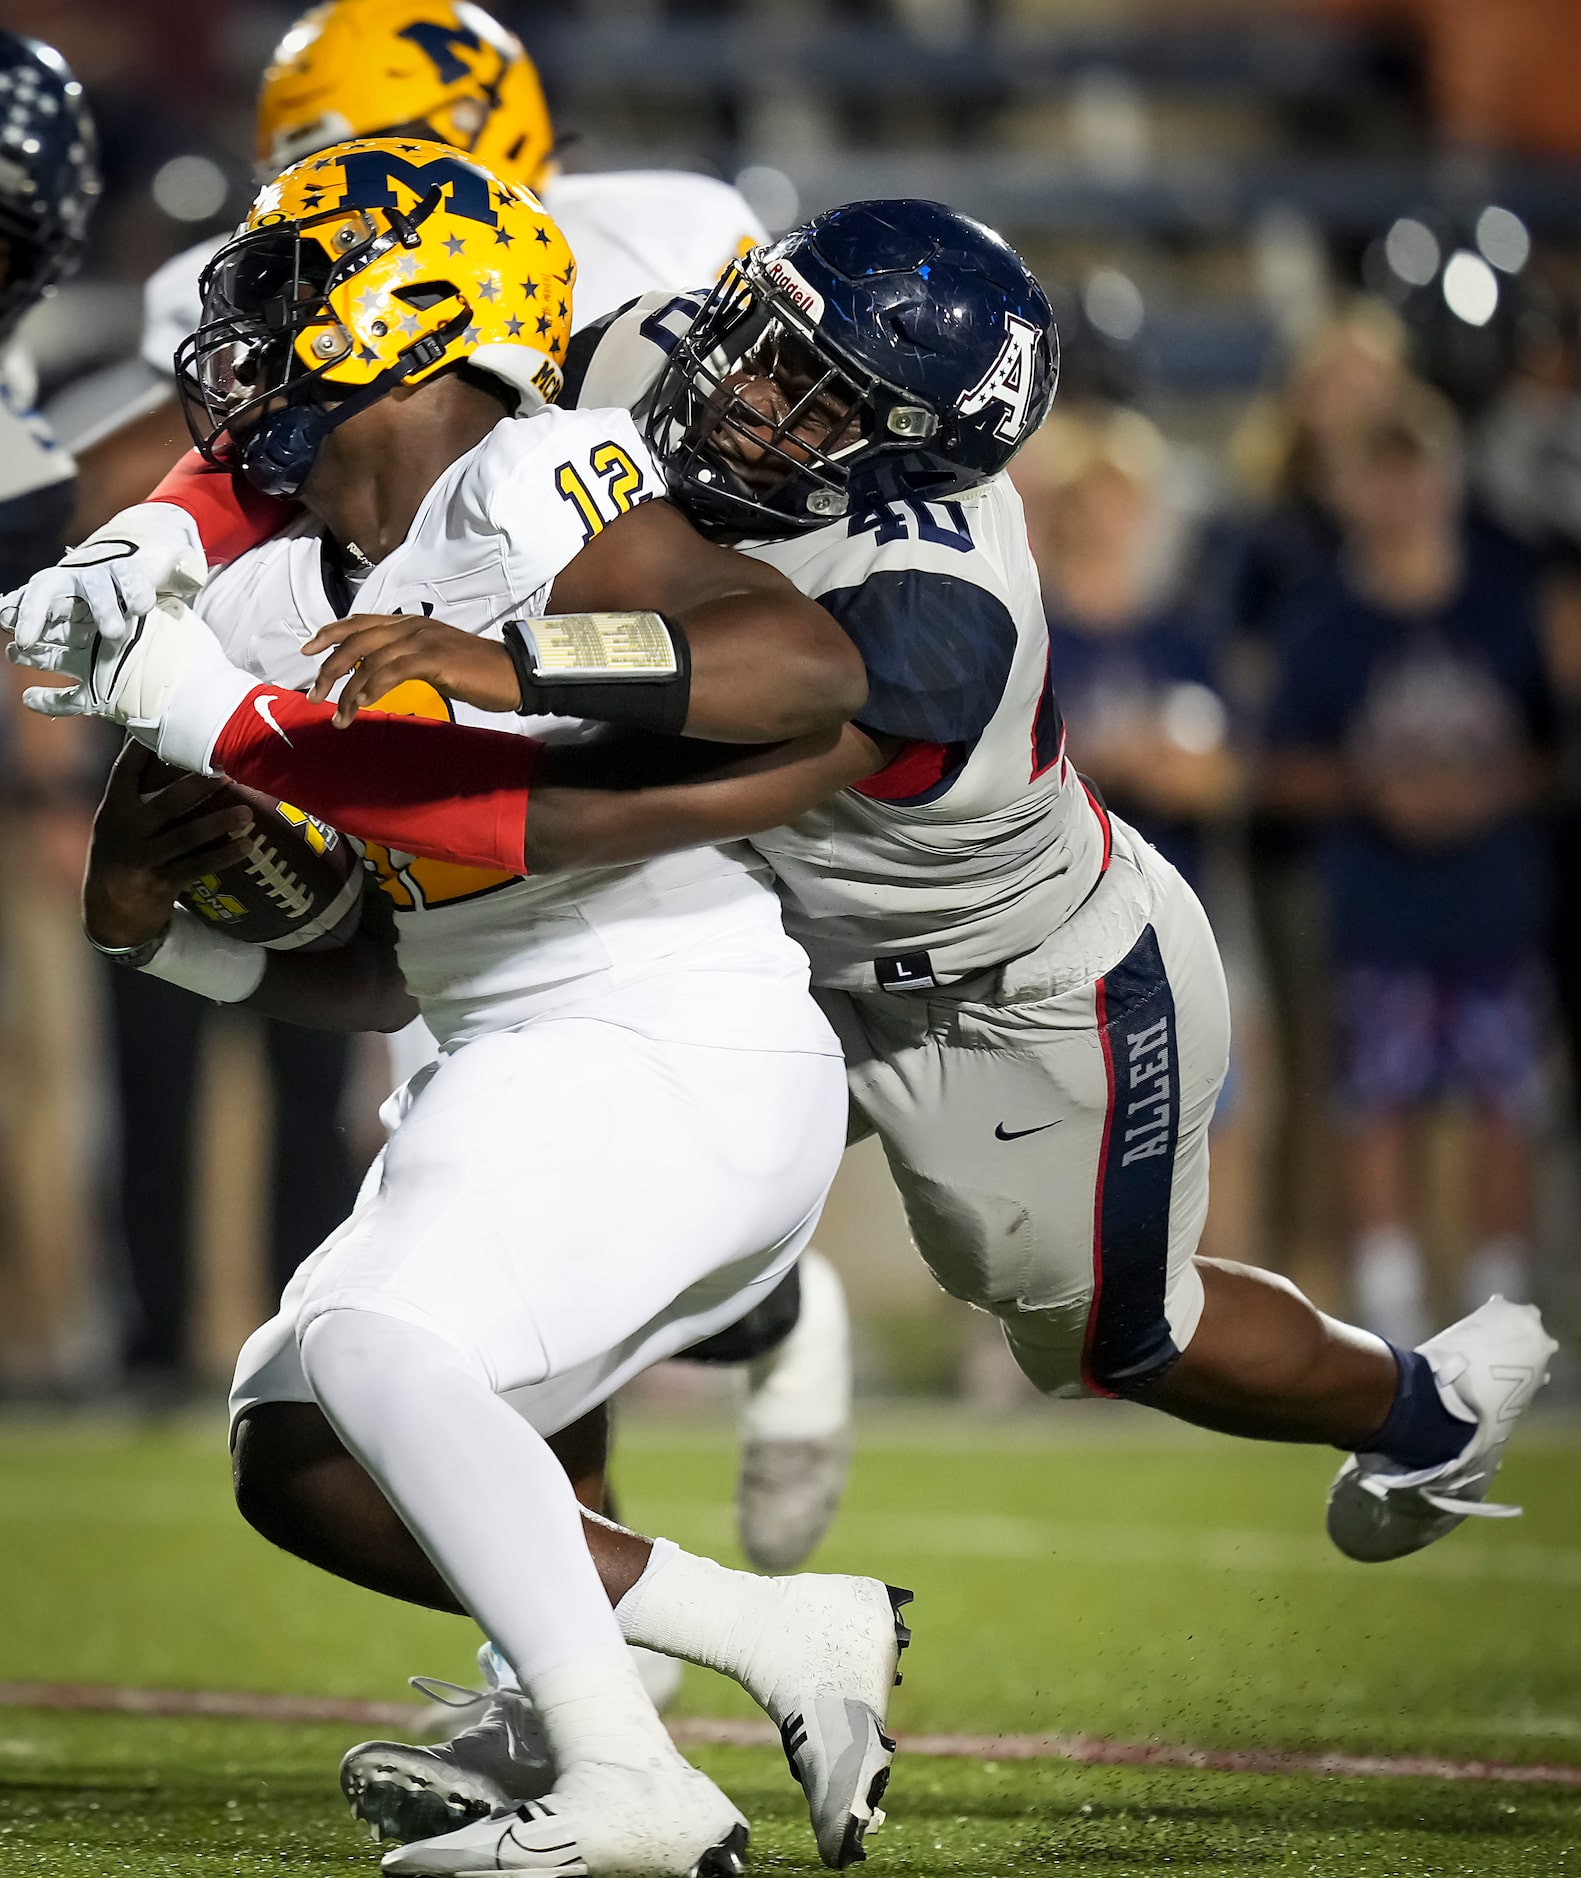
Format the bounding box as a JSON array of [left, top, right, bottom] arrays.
[[0, 30, 98, 587], [0, 33, 98, 350], [641, 198, 1058, 539], [11, 194, 1558, 1859]]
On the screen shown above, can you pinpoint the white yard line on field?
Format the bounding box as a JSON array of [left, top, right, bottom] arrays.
[[631, 1502, 1581, 1587]]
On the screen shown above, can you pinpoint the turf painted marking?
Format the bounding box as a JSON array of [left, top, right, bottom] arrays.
[[1, 1683, 1576, 1789], [634, 1502, 1581, 1587]]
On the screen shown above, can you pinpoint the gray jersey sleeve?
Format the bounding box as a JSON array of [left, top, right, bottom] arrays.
[[560, 288, 707, 419]]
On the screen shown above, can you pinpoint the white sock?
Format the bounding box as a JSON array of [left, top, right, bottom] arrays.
[[1463, 1235, 1531, 1310], [532, 1647, 681, 1774], [1353, 1226, 1429, 1347], [615, 1540, 781, 1704], [298, 1309, 626, 1688], [740, 1249, 852, 1444]]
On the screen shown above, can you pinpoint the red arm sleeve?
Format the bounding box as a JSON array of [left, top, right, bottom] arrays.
[[213, 687, 541, 874], [147, 452, 297, 565]]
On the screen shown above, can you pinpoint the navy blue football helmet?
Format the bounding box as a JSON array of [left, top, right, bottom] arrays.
[[643, 198, 1058, 538], [0, 34, 99, 346]]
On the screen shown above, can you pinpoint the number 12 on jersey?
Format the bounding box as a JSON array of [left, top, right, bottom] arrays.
[[557, 442, 650, 542]]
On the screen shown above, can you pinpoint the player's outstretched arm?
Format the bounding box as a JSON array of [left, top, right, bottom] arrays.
[[9, 583, 887, 879], [305, 504, 869, 744], [545, 497, 869, 742], [208, 677, 893, 877], [85, 741, 416, 1035], [302, 499, 871, 743], [523, 722, 893, 871]]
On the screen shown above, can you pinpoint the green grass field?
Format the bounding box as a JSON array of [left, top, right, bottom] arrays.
[[0, 1407, 1577, 1875]]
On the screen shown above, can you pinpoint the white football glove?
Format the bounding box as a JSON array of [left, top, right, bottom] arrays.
[[10, 593, 256, 775], [0, 502, 209, 653]]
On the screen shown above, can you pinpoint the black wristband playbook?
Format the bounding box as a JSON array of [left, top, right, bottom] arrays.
[[503, 613, 693, 736]]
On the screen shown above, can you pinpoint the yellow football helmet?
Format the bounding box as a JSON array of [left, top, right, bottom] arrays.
[[256, 0, 555, 191], [176, 137, 575, 497]]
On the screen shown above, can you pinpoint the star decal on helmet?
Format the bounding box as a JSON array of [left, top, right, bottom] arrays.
[[179, 134, 576, 499]]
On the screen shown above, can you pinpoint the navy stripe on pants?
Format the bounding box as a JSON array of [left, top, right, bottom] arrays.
[[1083, 923, 1182, 1394]]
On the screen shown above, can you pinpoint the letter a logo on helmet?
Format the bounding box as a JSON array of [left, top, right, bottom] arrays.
[[958, 313, 1040, 443]]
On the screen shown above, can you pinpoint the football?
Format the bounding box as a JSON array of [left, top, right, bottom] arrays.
[[144, 756, 367, 952]]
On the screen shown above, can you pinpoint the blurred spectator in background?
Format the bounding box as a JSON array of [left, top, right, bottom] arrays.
[[1014, 404, 1262, 1267], [1222, 302, 1412, 1304], [1310, 0, 1581, 162], [0, 31, 103, 1394], [1015, 405, 1241, 884], [1263, 380, 1557, 1343], [1230, 300, 1411, 650]]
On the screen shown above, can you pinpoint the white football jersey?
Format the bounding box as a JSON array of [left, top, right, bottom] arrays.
[[140, 235, 223, 378], [567, 294, 1110, 994], [540, 171, 763, 329], [193, 404, 824, 1052], [137, 172, 764, 378], [0, 344, 72, 502]]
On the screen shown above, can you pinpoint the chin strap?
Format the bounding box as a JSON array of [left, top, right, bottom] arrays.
[[242, 302, 473, 498]]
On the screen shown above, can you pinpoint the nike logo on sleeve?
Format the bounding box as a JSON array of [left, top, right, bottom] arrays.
[[254, 693, 293, 746]]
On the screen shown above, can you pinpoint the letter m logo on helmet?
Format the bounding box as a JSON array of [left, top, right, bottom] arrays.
[[336, 144, 496, 226], [957, 312, 1040, 443], [397, 17, 484, 83]]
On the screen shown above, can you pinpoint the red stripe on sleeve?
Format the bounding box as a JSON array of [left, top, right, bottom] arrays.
[[851, 739, 952, 802], [1081, 776, 1113, 872], [213, 687, 540, 875], [147, 452, 296, 565]]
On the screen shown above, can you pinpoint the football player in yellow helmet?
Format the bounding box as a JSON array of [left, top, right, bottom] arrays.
[[256, 0, 555, 191], [176, 137, 574, 496], [12, 124, 885, 1878], [63, 0, 841, 1630], [71, 0, 763, 528]]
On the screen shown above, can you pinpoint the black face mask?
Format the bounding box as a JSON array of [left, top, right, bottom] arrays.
[[644, 264, 881, 540]]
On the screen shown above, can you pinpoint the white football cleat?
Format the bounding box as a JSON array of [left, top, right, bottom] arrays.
[[379, 1758, 748, 1876], [737, 1250, 852, 1573], [1328, 1297, 1559, 1563], [736, 1575, 911, 1868]]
